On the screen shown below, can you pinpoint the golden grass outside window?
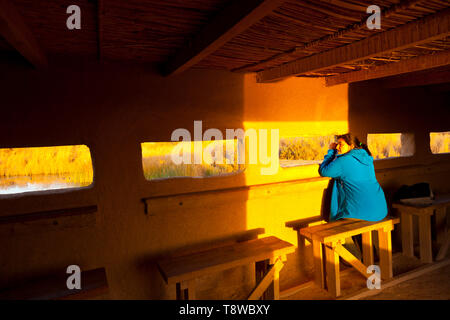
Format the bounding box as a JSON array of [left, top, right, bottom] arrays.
[[141, 140, 245, 180], [367, 133, 415, 160], [279, 135, 336, 168], [430, 131, 450, 154], [0, 145, 94, 195]]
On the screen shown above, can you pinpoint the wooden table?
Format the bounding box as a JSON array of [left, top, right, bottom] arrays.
[[393, 194, 450, 263], [157, 236, 295, 300]]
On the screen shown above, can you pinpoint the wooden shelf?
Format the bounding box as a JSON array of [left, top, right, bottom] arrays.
[[0, 205, 97, 236]]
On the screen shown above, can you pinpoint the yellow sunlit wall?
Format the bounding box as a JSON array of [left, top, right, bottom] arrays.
[[241, 75, 349, 253]]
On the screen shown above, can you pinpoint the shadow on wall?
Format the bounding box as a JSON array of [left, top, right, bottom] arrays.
[[0, 65, 253, 299]]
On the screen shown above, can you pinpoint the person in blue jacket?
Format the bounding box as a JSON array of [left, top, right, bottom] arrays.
[[319, 133, 388, 222], [319, 133, 388, 261]]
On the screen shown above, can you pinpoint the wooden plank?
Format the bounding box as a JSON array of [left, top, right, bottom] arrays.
[[143, 176, 329, 215], [401, 211, 415, 258], [157, 236, 295, 284], [0, 209, 97, 237], [0, 205, 98, 224], [378, 228, 393, 280], [316, 218, 399, 243], [162, 0, 285, 75], [0, 0, 48, 68], [362, 231, 374, 266], [299, 219, 363, 239], [257, 8, 450, 82], [334, 243, 370, 279], [325, 243, 340, 297], [247, 259, 283, 300], [419, 215, 433, 263], [0, 268, 108, 300], [325, 50, 450, 86]]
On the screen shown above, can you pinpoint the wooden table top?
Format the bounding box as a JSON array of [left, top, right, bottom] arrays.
[[393, 194, 450, 213]]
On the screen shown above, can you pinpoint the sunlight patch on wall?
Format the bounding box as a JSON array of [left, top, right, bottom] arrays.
[[243, 121, 348, 138], [240, 121, 348, 184], [0, 145, 93, 195]]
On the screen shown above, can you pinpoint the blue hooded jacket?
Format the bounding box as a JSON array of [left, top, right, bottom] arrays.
[[319, 148, 388, 221]]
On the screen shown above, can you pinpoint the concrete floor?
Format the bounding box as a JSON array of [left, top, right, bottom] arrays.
[[282, 251, 450, 300], [363, 263, 450, 300]]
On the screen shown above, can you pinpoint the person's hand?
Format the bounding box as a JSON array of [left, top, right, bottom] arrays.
[[329, 142, 337, 150]]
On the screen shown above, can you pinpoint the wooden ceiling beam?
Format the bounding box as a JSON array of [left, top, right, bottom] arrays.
[[0, 0, 48, 68], [162, 0, 285, 76], [325, 49, 450, 86], [235, 0, 427, 73], [256, 7, 450, 83]]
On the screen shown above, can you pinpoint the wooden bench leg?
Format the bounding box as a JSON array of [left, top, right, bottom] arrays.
[[312, 240, 325, 289], [270, 261, 281, 300], [176, 279, 196, 300], [435, 208, 448, 248], [325, 243, 340, 298], [378, 228, 393, 280], [401, 211, 414, 258], [249, 259, 283, 300], [419, 215, 433, 263], [362, 231, 374, 266], [436, 230, 450, 261], [255, 259, 269, 300], [176, 283, 185, 300]]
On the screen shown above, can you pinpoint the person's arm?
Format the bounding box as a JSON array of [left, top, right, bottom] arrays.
[[319, 146, 342, 178]]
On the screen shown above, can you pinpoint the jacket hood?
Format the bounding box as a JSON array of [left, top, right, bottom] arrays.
[[338, 148, 373, 166], [350, 148, 373, 166]]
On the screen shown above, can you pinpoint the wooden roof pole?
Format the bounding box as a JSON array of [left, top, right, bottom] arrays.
[[256, 8, 450, 82], [162, 0, 286, 76], [325, 49, 450, 86], [0, 0, 48, 68], [233, 0, 428, 73]]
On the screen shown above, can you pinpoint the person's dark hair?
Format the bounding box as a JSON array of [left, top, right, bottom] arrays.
[[336, 133, 372, 156]]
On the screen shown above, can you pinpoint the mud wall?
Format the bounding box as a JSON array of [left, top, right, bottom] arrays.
[[0, 61, 448, 299]]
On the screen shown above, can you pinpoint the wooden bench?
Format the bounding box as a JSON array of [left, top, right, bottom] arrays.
[[157, 236, 295, 300], [393, 194, 450, 263], [0, 267, 108, 300], [299, 217, 400, 298]]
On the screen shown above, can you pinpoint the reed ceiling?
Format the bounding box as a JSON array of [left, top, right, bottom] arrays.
[[2, 0, 450, 83]]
